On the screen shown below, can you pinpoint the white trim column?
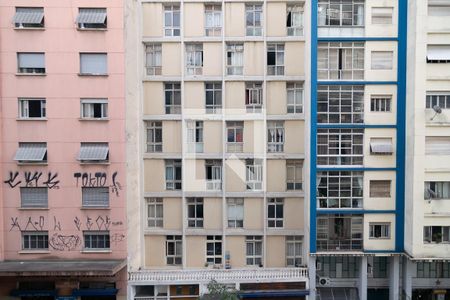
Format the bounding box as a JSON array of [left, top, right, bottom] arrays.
[[308, 256, 316, 300], [389, 256, 400, 300], [402, 257, 413, 300], [359, 256, 368, 300]]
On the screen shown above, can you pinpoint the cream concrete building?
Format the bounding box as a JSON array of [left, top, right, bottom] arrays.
[[125, 0, 310, 298]]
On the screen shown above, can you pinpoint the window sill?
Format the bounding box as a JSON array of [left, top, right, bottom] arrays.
[[18, 207, 49, 210], [80, 207, 111, 210], [78, 73, 108, 77], [19, 250, 50, 254], [368, 237, 390, 240], [14, 27, 45, 31], [77, 28, 108, 32], [17, 162, 48, 166], [78, 118, 109, 121], [16, 73, 46, 76], [81, 249, 112, 253], [79, 161, 110, 165], [16, 118, 47, 121]]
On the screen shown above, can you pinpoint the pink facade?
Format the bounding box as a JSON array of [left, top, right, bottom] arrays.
[[0, 0, 126, 297]]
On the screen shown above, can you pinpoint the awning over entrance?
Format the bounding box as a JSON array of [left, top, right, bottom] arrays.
[[239, 289, 309, 298], [0, 259, 126, 277], [10, 289, 57, 297], [317, 288, 359, 300], [72, 288, 119, 296]]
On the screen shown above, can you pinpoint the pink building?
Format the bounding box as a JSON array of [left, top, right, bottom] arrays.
[[0, 0, 127, 299]]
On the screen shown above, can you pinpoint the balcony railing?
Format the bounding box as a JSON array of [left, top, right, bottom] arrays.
[[129, 268, 308, 284], [317, 239, 363, 251]]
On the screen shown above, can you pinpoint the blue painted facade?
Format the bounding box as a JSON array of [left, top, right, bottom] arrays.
[[310, 0, 407, 254]]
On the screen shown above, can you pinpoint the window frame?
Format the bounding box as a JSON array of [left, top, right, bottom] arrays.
[[369, 180, 391, 198], [186, 44, 203, 75], [286, 236, 303, 267], [226, 121, 244, 152], [318, 42, 364, 80], [318, 0, 365, 27], [370, 95, 392, 112], [423, 226, 450, 244], [317, 128, 364, 166], [82, 187, 110, 208], [187, 197, 204, 228], [317, 171, 363, 209], [79, 53, 107, 76], [426, 93, 450, 109], [165, 159, 182, 190], [22, 231, 49, 250], [246, 235, 263, 266], [287, 82, 304, 114], [164, 5, 181, 36], [205, 82, 222, 113], [286, 4, 304, 36], [147, 197, 163, 228], [14, 7, 44, 28], [77, 8, 107, 29], [206, 160, 222, 191], [18, 98, 46, 119], [371, 51, 393, 70], [245, 82, 263, 113], [20, 187, 48, 208], [164, 83, 181, 114], [186, 120, 204, 153], [226, 43, 244, 75], [245, 4, 263, 36], [246, 159, 263, 191], [227, 198, 244, 228], [206, 235, 222, 265], [166, 235, 183, 265], [205, 4, 222, 36], [146, 121, 163, 153], [369, 223, 391, 239], [425, 181, 450, 200], [267, 121, 285, 153], [145, 44, 162, 76], [267, 198, 284, 228], [80, 98, 108, 119], [83, 230, 110, 250], [317, 85, 364, 124], [17, 52, 45, 74], [267, 43, 285, 76], [286, 160, 303, 191]]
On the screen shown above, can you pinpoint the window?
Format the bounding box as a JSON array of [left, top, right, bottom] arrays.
[[246, 236, 263, 266], [369, 180, 391, 197], [426, 137, 450, 155], [370, 138, 393, 155], [286, 160, 303, 190], [371, 51, 393, 70], [205, 5, 221, 36], [426, 93, 450, 109], [245, 82, 263, 112], [424, 226, 450, 244], [318, 0, 364, 26], [187, 121, 203, 153], [206, 235, 222, 265], [226, 44, 244, 75], [147, 198, 163, 227], [146, 121, 163, 153], [287, 82, 303, 114], [21, 187, 48, 208], [227, 198, 244, 228], [246, 159, 263, 190], [246, 4, 263, 36], [19, 98, 46, 119], [286, 236, 303, 267], [80, 53, 107, 75], [371, 7, 393, 24], [369, 223, 390, 239], [166, 235, 182, 264], [17, 53, 45, 74], [165, 159, 182, 190], [14, 7, 44, 28], [287, 5, 303, 36], [318, 42, 364, 80], [417, 261, 450, 278], [317, 129, 364, 166], [205, 83, 222, 113], [81, 99, 108, 119], [317, 171, 363, 208], [22, 231, 48, 250], [186, 44, 203, 75], [268, 198, 284, 228], [146, 44, 162, 75], [428, 1, 450, 16], [82, 187, 109, 207], [164, 5, 180, 36], [164, 83, 181, 114], [77, 143, 109, 163], [316, 214, 363, 251], [226, 121, 244, 152], [425, 182, 450, 200], [187, 198, 203, 228], [267, 121, 284, 153], [370, 95, 392, 112], [206, 160, 222, 191], [318, 85, 364, 123], [427, 45, 450, 63], [14, 142, 47, 163], [267, 44, 284, 75], [84, 231, 110, 249], [77, 8, 106, 29]]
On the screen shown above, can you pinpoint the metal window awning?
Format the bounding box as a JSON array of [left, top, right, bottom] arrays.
[[72, 288, 118, 296], [14, 143, 47, 161], [13, 8, 44, 25], [370, 141, 393, 154], [427, 46, 450, 60], [76, 9, 106, 24], [78, 143, 109, 161]]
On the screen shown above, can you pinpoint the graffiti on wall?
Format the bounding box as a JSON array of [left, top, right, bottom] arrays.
[[4, 171, 60, 189], [73, 171, 122, 196]]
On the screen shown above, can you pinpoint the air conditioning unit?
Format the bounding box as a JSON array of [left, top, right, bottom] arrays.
[[316, 262, 322, 271], [318, 277, 330, 286]]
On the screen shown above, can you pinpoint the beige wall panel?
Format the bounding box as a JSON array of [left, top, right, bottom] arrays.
[[225, 3, 245, 37], [204, 121, 223, 153], [244, 42, 264, 76], [267, 159, 286, 192], [266, 236, 285, 267], [185, 159, 205, 192], [225, 81, 245, 112], [143, 82, 164, 115], [184, 82, 205, 112], [244, 120, 264, 154], [204, 198, 223, 230], [186, 236, 206, 268], [184, 3, 204, 37], [244, 198, 264, 230], [145, 235, 166, 267], [164, 198, 182, 230], [284, 197, 304, 230], [225, 158, 246, 192], [267, 3, 286, 37], [163, 121, 182, 153], [162, 43, 181, 76], [204, 43, 223, 76], [226, 236, 246, 268], [285, 42, 305, 76], [144, 159, 165, 192], [142, 3, 163, 37], [285, 120, 304, 154], [267, 81, 287, 115]]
